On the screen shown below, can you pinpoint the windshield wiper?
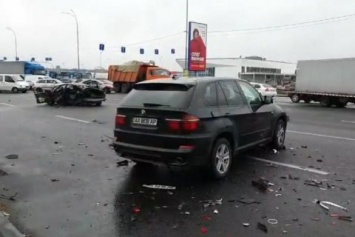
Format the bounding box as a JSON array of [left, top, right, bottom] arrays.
[[143, 103, 170, 107]]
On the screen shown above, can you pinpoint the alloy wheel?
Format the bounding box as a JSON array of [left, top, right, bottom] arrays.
[[215, 144, 231, 175]]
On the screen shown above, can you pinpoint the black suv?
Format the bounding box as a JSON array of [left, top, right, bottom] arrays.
[[113, 77, 288, 178]]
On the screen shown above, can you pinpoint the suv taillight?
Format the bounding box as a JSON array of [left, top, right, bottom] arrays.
[[167, 115, 200, 132], [116, 114, 126, 127]]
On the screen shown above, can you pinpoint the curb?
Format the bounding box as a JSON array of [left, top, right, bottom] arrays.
[[0, 211, 25, 237]]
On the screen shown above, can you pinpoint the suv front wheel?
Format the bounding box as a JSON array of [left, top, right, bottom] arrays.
[[210, 138, 232, 179], [272, 119, 286, 149]]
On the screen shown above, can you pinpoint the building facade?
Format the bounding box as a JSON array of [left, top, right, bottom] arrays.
[[176, 56, 296, 87]]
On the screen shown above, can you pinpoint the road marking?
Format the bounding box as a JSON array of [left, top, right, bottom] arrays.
[[55, 115, 91, 124], [341, 120, 355, 124], [247, 156, 329, 175], [0, 103, 15, 107], [288, 130, 355, 142]]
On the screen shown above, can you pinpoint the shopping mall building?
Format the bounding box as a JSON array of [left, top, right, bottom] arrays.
[[176, 56, 296, 86]]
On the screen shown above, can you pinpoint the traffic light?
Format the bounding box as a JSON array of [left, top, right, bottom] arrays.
[[121, 47, 126, 53], [31, 57, 35, 61], [154, 49, 159, 55], [3, 57, 7, 61], [16, 57, 19, 61], [171, 49, 175, 54], [99, 44, 105, 51], [140, 48, 144, 54]]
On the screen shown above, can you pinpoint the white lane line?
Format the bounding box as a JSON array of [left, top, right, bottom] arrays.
[[247, 156, 329, 175], [0, 103, 15, 107], [55, 115, 91, 124], [341, 120, 355, 124], [288, 130, 355, 142]]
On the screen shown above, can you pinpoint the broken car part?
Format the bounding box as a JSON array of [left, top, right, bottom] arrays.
[[142, 184, 176, 190], [315, 200, 348, 212]]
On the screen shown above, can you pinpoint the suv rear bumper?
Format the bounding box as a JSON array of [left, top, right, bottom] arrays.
[[113, 134, 214, 167]]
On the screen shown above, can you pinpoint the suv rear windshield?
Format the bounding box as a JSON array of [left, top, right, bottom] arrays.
[[120, 83, 195, 109]]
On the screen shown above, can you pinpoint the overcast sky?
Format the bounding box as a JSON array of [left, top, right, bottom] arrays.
[[1, 0, 355, 70]]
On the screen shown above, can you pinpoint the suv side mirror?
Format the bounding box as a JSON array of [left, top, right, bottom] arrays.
[[264, 96, 273, 104]]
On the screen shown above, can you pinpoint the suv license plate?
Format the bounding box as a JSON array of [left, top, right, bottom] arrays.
[[132, 117, 158, 126]]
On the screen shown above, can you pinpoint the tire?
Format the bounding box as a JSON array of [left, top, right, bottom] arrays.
[[95, 101, 102, 106], [104, 88, 111, 94], [320, 97, 331, 107], [11, 87, 19, 93], [335, 101, 347, 108], [210, 138, 232, 179], [291, 94, 300, 103], [272, 119, 286, 150], [114, 83, 122, 93], [121, 83, 129, 93]]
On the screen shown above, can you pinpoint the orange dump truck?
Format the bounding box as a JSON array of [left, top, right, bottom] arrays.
[[108, 60, 171, 93]]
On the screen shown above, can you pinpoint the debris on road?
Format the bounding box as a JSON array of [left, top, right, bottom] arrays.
[[317, 159, 323, 163], [201, 227, 208, 234], [213, 209, 219, 214], [0, 193, 17, 202], [200, 198, 223, 207], [178, 203, 185, 210], [304, 179, 323, 187], [92, 119, 105, 124], [257, 222, 268, 233], [88, 154, 94, 157], [252, 178, 270, 192], [242, 223, 250, 227], [315, 200, 348, 212], [288, 174, 300, 180], [181, 211, 190, 215], [330, 214, 353, 222], [238, 199, 261, 205], [132, 207, 141, 214], [54, 141, 59, 144], [268, 219, 278, 225], [142, 184, 176, 190], [116, 160, 129, 167], [78, 143, 86, 146], [51, 179, 60, 182], [0, 169, 8, 176], [5, 154, 18, 160], [301, 145, 308, 149], [311, 217, 320, 221]]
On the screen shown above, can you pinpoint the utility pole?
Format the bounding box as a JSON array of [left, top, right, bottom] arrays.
[[6, 27, 18, 60], [63, 9, 80, 71], [184, 0, 189, 74]]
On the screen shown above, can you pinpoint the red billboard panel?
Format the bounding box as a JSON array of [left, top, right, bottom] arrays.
[[188, 22, 207, 71]]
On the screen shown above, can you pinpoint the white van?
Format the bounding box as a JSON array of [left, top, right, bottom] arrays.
[[25, 75, 49, 88], [0, 74, 30, 93]]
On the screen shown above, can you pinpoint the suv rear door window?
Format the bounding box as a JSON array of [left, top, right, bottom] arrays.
[[216, 83, 228, 106], [219, 81, 244, 106], [120, 83, 195, 109], [204, 83, 217, 107]]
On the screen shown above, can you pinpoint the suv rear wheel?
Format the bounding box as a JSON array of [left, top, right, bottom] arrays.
[[210, 138, 232, 179]]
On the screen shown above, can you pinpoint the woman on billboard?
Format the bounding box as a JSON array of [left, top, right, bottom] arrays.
[[189, 28, 206, 70]]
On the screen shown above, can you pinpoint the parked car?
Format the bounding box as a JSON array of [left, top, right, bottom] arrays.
[[34, 84, 106, 106], [0, 74, 30, 93], [75, 79, 114, 94], [33, 78, 63, 90], [250, 83, 277, 97], [24, 75, 50, 89], [112, 77, 288, 178]]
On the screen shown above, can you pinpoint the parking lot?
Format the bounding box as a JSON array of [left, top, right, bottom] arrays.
[[1, 92, 355, 237]]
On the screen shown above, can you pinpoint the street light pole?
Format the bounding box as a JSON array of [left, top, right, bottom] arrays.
[[63, 9, 80, 71], [6, 27, 18, 60], [184, 0, 189, 73]]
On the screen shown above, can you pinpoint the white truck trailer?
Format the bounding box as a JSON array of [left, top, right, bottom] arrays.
[[288, 58, 355, 107]]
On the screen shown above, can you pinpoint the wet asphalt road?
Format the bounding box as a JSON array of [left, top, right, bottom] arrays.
[[0, 92, 355, 237]]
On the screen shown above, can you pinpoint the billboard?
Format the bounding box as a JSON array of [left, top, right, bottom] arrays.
[[188, 22, 207, 71]]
